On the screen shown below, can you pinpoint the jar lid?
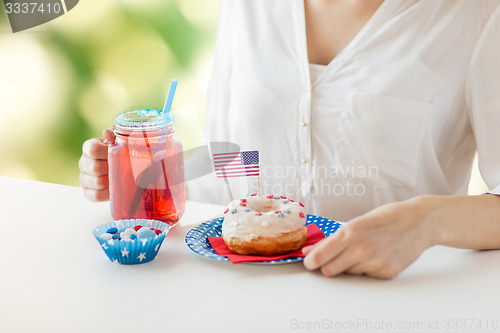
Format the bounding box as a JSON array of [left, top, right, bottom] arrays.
[[115, 109, 175, 130]]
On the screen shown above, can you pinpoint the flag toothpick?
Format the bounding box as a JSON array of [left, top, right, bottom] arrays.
[[213, 150, 260, 199]]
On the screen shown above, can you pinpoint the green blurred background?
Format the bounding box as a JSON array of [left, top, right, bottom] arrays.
[[0, 0, 219, 186], [0, 0, 487, 194]]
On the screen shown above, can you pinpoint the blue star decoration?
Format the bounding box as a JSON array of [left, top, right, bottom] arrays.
[[137, 253, 147, 262]]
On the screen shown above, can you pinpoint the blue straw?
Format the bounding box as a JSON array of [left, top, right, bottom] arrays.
[[162, 79, 178, 116]]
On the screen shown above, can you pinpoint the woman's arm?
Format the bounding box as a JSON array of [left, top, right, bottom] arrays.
[[302, 194, 500, 279]]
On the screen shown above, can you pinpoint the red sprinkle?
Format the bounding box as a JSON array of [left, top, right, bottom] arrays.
[[266, 195, 274, 199], [275, 210, 281, 214], [255, 212, 262, 216], [280, 196, 287, 199], [289, 199, 294, 202], [240, 202, 247, 207], [250, 193, 257, 196], [299, 212, 305, 218], [133, 225, 142, 231], [223, 208, 229, 214], [299, 202, 304, 207], [153, 229, 162, 235], [240, 198, 247, 202]]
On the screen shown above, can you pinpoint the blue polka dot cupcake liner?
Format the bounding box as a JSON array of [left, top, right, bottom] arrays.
[[93, 219, 169, 265]]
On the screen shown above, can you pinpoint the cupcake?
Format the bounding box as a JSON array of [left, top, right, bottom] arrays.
[[93, 219, 169, 264]]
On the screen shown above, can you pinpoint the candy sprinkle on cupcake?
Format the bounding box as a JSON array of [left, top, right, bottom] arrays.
[[99, 225, 163, 242]]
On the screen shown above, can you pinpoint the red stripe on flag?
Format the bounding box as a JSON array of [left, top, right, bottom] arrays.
[[216, 166, 259, 172], [217, 173, 260, 178]]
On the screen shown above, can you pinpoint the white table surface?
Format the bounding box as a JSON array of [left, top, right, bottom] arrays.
[[1, 176, 500, 333]]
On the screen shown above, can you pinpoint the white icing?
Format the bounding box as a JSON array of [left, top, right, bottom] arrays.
[[222, 195, 306, 241]]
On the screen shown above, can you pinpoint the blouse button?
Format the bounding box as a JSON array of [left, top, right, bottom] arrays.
[[302, 157, 308, 164], [301, 122, 307, 127]]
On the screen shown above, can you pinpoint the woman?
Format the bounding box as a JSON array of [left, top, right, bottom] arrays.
[[79, 0, 500, 278]]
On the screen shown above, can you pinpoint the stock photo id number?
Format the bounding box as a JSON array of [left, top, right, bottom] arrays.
[[3, 0, 79, 32]]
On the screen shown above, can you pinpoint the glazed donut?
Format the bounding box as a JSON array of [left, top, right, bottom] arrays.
[[221, 194, 307, 255]]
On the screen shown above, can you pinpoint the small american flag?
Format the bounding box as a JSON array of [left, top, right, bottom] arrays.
[[213, 150, 260, 178]]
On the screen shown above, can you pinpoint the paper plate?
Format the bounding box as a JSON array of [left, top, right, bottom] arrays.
[[185, 215, 341, 264]]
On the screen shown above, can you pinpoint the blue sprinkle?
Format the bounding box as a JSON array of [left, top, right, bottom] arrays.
[[277, 213, 285, 217], [106, 227, 118, 234], [112, 234, 121, 240], [129, 234, 137, 240], [282, 200, 289, 204], [231, 209, 238, 214], [284, 209, 291, 214], [274, 195, 280, 199], [244, 208, 251, 212]]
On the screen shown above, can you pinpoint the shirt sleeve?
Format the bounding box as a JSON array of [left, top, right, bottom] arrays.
[[465, 3, 500, 195]]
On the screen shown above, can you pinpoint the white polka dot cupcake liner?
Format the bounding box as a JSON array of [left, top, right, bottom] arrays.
[[93, 219, 169, 265]]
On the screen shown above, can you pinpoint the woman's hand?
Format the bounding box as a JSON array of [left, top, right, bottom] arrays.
[[78, 127, 115, 201], [302, 197, 437, 279]]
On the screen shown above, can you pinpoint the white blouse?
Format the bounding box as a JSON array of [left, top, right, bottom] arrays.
[[187, 0, 500, 221]]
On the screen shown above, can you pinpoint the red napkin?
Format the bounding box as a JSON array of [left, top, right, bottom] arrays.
[[208, 224, 325, 264]]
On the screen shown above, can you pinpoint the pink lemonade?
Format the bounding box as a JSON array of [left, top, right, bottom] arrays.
[[108, 109, 185, 226]]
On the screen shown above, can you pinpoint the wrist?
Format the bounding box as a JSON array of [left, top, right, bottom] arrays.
[[408, 195, 448, 247], [406, 194, 500, 250]]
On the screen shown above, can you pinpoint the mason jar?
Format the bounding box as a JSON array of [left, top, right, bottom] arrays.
[[108, 109, 185, 226]]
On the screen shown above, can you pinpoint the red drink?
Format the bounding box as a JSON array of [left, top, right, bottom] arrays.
[[108, 109, 185, 226]]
